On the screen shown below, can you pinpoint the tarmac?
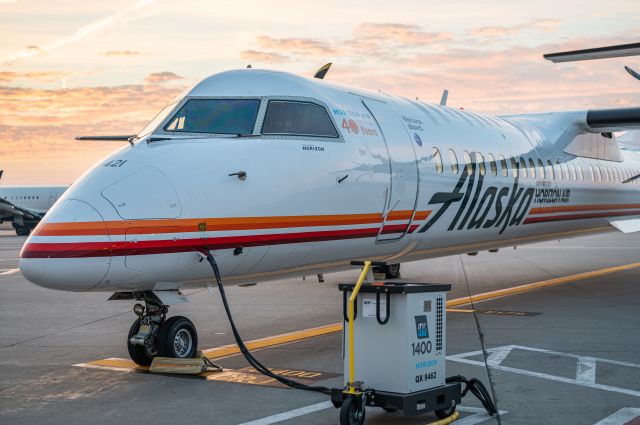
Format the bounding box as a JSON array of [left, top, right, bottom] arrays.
[[1, 225, 640, 425]]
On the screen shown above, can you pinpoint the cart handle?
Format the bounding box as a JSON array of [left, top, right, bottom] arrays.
[[343, 290, 358, 322], [345, 260, 372, 395], [376, 291, 391, 325]]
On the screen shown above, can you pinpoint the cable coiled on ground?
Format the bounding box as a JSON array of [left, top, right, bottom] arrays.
[[445, 375, 497, 416]]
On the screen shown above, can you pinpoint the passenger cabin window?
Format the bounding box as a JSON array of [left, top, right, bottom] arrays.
[[587, 164, 595, 181], [519, 157, 528, 178], [487, 153, 498, 176], [433, 148, 443, 174], [448, 149, 459, 174], [463, 151, 473, 174], [546, 160, 554, 180], [262, 101, 338, 137], [560, 163, 570, 180], [568, 163, 576, 181], [499, 155, 508, 177], [554, 161, 562, 180], [165, 99, 260, 135], [477, 152, 486, 176], [510, 158, 518, 178], [528, 158, 536, 179], [537, 159, 545, 179]]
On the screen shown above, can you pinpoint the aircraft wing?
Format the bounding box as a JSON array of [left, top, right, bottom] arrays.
[[0, 197, 43, 221], [544, 42, 640, 62]]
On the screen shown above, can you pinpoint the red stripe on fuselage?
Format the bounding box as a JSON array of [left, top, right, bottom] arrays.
[[523, 209, 640, 225], [21, 227, 393, 259]]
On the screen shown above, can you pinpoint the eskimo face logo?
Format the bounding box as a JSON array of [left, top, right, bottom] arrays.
[[419, 162, 535, 235], [415, 315, 429, 339]]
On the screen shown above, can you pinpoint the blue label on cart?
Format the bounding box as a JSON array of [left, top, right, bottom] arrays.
[[415, 315, 429, 339]]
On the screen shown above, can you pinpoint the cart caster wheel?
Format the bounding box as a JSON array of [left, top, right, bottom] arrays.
[[382, 407, 398, 413], [340, 397, 366, 425], [435, 404, 456, 419]]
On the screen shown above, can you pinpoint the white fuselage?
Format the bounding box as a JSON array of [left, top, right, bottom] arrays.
[[18, 69, 640, 292], [0, 186, 67, 215]]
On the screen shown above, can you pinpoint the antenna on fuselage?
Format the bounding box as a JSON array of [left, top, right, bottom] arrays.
[[440, 89, 449, 106], [313, 63, 332, 79]]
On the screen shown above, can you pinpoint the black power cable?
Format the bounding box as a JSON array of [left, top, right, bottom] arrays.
[[201, 250, 332, 395], [445, 375, 497, 415]]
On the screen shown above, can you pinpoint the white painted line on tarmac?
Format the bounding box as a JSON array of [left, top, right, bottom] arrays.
[[236, 401, 333, 425], [593, 407, 640, 424], [448, 345, 640, 398], [236, 403, 505, 425], [0, 268, 19, 275], [455, 406, 507, 424], [576, 356, 597, 384]]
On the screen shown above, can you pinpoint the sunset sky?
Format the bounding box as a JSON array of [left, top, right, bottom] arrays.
[[1, 0, 639, 185]]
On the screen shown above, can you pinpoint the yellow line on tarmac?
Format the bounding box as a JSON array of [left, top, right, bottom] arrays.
[[77, 261, 640, 372], [446, 261, 640, 308]]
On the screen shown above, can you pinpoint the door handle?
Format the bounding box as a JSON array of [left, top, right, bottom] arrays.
[[228, 171, 247, 181]]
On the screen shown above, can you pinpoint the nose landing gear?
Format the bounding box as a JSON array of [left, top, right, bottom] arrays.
[[125, 291, 198, 366]]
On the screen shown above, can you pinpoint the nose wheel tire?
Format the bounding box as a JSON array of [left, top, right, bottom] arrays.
[[339, 397, 366, 425], [15, 226, 28, 236], [127, 318, 155, 366], [157, 316, 198, 359]]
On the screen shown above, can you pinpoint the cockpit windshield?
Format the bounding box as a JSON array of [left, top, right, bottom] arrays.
[[137, 102, 178, 139], [164, 98, 260, 135]]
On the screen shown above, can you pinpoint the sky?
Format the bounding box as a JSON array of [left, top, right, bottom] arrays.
[[1, 0, 639, 185]]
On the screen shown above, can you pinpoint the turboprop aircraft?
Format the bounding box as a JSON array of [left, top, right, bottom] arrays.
[[18, 67, 640, 366], [0, 171, 68, 235]]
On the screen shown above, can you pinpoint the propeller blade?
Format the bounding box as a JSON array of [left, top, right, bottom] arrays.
[[625, 65, 640, 81], [313, 63, 332, 79]]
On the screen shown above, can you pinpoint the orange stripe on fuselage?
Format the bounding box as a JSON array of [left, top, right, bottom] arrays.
[[34, 211, 417, 237], [530, 203, 640, 215], [413, 210, 431, 221]]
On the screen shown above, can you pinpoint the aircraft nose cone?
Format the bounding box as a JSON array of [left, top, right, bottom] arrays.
[[20, 199, 111, 291]]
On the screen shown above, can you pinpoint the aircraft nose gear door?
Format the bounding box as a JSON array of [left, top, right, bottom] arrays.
[[362, 100, 419, 241]]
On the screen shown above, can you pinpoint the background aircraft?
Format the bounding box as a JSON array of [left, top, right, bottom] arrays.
[[0, 171, 68, 235], [544, 42, 640, 81]]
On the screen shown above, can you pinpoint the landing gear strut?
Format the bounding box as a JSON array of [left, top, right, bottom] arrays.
[[126, 292, 198, 366]]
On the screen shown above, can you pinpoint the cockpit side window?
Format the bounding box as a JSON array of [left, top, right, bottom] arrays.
[[164, 98, 260, 135], [261, 100, 338, 138]]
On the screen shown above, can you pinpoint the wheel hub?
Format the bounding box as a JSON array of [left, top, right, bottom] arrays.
[[173, 329, 193, 357]]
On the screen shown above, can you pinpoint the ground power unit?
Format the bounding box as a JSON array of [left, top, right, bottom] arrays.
[[333, 281, 461, 422]]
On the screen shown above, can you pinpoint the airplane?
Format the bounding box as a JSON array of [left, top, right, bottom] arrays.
[[544, 42, 640, 81], [17, 66, 640, 367], [0, 171, 68, 235]]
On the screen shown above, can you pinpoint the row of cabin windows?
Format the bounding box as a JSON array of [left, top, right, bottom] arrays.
[[432, 148, 639, 184], [3, 195, 40, 200]]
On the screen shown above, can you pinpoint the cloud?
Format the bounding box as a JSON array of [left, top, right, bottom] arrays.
[[469, 18, 561, 38], [0, 82, 186, 161], [255, 35, 336, 55], [144, 71, 184, 84], [353, 23, 453, 45], [103, 50, 146, 57], [240, 50, 289, 63], [2, 0, 157, 64], [0, 71, 69, 83]]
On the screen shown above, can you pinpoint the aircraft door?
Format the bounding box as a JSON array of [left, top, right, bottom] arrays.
[[362, 100, 419, 241], [48, 192, 59, 207]]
